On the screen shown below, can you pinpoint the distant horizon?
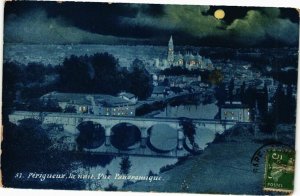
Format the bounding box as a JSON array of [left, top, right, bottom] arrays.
[[4, 42, 299, 49], [4, 1, 299, 48]]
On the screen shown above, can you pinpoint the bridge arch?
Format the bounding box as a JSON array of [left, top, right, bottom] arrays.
[[147, 124, 178, 153], [76, 121, 106, 150], [110, 122, 141, 151]]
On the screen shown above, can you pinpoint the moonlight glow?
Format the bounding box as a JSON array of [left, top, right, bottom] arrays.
[[214, 9, 225, 20]]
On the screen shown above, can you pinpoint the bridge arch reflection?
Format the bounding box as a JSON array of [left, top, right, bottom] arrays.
[[9, 111, 240, 157], [76, 121, 105, 150], [110, 123, 141, 151]]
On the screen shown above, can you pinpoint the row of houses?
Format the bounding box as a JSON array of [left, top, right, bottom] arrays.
[[40, 91, 138, 117]]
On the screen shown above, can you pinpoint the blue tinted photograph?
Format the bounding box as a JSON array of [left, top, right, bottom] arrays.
[[1, 1, 298, 194]]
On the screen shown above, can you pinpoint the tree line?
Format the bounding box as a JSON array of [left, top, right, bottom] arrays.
[[58, 53, 153, 100], [214, 78, 296, 130], [3, 53, 154, 118]]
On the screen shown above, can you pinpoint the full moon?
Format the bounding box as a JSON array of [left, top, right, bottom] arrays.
[[214, 9, 225, 20]]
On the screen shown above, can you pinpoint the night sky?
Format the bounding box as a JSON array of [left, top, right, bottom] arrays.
[[4, 1, 300, 47]]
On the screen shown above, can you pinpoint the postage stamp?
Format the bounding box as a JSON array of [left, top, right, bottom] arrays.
[[263, 149, 295, 193]]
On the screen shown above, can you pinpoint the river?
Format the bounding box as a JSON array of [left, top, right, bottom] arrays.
[[70, 102, 220, 190]]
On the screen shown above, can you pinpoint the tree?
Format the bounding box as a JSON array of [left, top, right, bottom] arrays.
[[27, 99, 62, 112], [215, 83, 226, 106], [260, 112, 276, 134], [106, 169, 111, 177], [162, 78, 170, 86], [2, 62, 22, 123], [1, 120, 51, 187], [128, 60, 153, 100], [285, 85, 296, 123], [240, 81, 246, 104], [2, 120, 86, 189], [131, 58, 145, 70], [104, 183, 118, 191], [59, 55, 92, 93], [25, 63, 46, 83], [44, 99, 62, 112], [58, 54, 153, 99], [208, 69, 223, 85], [179, 118, 196, 146], [91, 53, 120, 94], [148, 170, 157, 177], [272, 83, 285, 123], [119, 156, 132, 175], [64, 105, 77, 113], [228, 78, 234, 103], [254, 85, 269, 119], [244, 86, 257, 108], [263, 84, 269, 113]]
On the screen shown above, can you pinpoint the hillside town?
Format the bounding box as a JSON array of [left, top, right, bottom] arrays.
[[7, 36, 297, 125]]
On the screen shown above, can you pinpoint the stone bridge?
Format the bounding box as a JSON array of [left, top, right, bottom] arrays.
[[9, 111, 241, 157]]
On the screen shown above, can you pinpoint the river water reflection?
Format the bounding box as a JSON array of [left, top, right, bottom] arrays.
[[73, 103, 220, 190]]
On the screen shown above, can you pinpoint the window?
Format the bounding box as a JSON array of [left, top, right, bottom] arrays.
[[79, 106, 87, 113]]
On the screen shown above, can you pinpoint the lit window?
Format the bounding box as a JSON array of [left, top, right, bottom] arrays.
[[79, 106, 87, 113]]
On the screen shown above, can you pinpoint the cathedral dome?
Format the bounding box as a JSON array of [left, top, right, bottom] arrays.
[[196, 53, 202, 61], [177, 52, 183, 59], [188, 53, 195, 60]]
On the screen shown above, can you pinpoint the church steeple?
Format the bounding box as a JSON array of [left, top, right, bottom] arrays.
[[168, 35, 174, 64], [169, 36, 173, 47]]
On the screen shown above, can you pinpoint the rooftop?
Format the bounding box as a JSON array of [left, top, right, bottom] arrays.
[[153, 86, 167, 94], [221, 103, 250, 109], [40, 91, 135, 107], [119, 92, 136, 99]]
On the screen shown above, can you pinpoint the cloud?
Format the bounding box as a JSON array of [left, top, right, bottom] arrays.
[[121, 5, 226, 38], [227, 8, 299, 46], [5, 6, 298, 47], [4, 9, 142, 44], [121, 5, 298, 46]]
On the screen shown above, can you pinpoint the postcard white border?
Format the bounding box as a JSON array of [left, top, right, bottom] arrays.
[[0, 1, 299, 196]]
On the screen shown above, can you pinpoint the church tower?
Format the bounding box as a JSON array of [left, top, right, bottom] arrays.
[[167, 36, 174, 64]]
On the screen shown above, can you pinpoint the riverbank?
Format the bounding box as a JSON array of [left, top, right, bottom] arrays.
[[123, 123, 295, 194]]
